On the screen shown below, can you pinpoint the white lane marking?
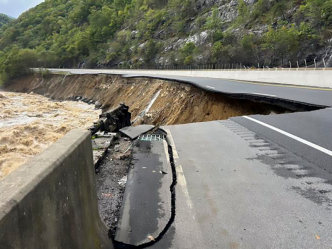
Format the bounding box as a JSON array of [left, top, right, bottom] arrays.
[[243, 116, 332, 157], [206, 85, 215, 89], [163, 140, 170, 174], [176, 165, 194, 210], [165, 130, 194, 210], [252, 92, 276, 97], [165, 129, 179, 159]]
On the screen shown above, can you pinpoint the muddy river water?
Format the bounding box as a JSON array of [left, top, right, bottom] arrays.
[[0, 91, 100, 180]]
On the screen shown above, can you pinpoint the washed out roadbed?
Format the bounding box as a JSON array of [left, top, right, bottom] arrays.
[[95, 136, 132, 238]]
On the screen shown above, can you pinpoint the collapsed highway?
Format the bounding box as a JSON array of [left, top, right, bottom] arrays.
[[5, 70, 332, 248]]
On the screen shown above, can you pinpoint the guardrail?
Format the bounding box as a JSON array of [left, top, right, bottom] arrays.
[[107, 67, 332, 71], [112, 58, 331, 71], [40, 68, 332, 89]]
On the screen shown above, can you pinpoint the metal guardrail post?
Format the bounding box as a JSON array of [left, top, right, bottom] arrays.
[[323, 58, 326, 69]]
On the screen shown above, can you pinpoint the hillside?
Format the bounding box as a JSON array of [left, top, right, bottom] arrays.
[[1, 0, 332, 84], [0, 14, 12, 29]]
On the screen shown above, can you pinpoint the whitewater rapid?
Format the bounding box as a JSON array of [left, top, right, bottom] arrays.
[[0, 91, 100, 180]]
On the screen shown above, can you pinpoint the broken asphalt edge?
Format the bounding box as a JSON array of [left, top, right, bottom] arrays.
[[112, 128, 177, 249], [119, 125, 155, 140], [122, 74, 326, 112]]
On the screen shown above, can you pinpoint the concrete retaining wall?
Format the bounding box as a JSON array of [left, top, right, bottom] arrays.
[[48, 68, 332, 89], [0, 130, 113, 249], [110, 69, 332, 88]]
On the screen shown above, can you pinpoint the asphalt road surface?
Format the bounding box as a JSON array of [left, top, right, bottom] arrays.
[[233, 109, 332, 175], [154, 121, 332, 249]]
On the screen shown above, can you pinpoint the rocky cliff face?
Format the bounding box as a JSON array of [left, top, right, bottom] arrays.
[[115, 0, 331, 68]]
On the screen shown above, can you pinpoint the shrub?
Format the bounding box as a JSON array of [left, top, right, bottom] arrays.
[[0, 47, 38, 86], [39, 68, 51, 78]]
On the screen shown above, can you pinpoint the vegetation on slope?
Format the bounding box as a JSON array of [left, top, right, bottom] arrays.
[[1, 0, 332, 84], [0, 14, 13, 29]]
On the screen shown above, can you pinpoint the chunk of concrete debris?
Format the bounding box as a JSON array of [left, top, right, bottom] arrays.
[[118, 176, 127, 187], [92, 137, 114, 150], [99, 104, 131, 132], [95, 131, 116, 138], [120, 125, 155, 140], [95, 101, 102, 109], [89, 104, 131, 135], [93, 150, 105, 166], [92, 134, 115, 168], [114, 145, 120, 152]]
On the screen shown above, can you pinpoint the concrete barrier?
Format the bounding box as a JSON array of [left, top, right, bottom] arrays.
[[0, 130, 113, 249], [47, 68, 332, 89], [111, 69, 332, 88]]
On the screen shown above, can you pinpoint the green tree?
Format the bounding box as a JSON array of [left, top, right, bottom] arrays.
[[240, 34, 260, 65], [205, 8, 221, 30], [212, 30, 224, 42], [169, 0, 196, 19], [179, 42, 196, 65], [0, 14, 13, 29], [301, 0, 332, 27], [211, 41, 231, 64], [141, 40, 160, 65], [0, 47, 39, 85], [251, 0, 270, 19], [263, 25, 300, 65], [272, 0, 288, 20], [237, 0, 249, 23]]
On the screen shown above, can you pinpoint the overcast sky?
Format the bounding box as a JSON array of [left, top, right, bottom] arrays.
[[0, 0, 44, 18]]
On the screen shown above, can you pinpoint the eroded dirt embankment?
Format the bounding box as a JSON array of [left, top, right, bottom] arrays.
[[7, 74, 287, 125]]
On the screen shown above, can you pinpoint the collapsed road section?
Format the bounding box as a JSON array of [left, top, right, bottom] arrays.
[[89, 105, 176, 248], [95, 128, 177, 249], [7, 74, 309, 127]]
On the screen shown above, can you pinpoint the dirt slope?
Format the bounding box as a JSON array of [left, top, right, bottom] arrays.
[[6, 74, 286, 126]]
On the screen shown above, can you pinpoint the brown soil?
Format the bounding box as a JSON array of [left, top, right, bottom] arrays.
[[7, 74, 286, 126]]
